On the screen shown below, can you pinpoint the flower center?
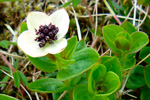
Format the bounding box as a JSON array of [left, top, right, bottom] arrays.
[[35, 23, 59, 48]]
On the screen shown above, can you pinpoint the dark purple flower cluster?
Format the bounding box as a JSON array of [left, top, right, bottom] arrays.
[[35, 23, 59, 48]]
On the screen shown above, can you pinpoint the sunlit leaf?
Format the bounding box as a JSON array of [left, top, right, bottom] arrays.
[[57, 48, 99, 81], [28, 78, 70, 93], [0, 94, 18, 100]]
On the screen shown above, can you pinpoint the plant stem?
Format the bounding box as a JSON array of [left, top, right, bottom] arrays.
[[82, 0, 95, 28], [119, 53, 150, 96], [0, 52, 16, 72], [103, 0, 122, 25]]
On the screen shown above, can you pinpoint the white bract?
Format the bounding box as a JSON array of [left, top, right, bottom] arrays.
[[18, 9, 69, 57]]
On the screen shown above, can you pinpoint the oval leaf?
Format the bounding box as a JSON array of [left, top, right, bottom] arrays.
[[139, 46, 150, 64], [73, 84, 94, 100], [75, 40, 86, 53], [92, 96, 110, 100], [141, 85, 150, 100], [115, 37, 130, 51], [57, 48, 99, 81], [126, 31, 149, 54], [88, 64, 107, 93], [96, 71, 121, 96], [100, 56, 122, 80], [27, 55, 57, 72], [120, 21, 137, 34], [144, 65, 150, 87], [61, 36, 77, 59], [27, 78, 69, 93], [102, 25, 125, 54], [126, 65, 145, 89], [118, 53, 136, 70]]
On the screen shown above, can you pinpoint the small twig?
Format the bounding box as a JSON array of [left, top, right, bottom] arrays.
[[90, 37, 99, 48], [94, 0, 98, 36], [72, 7, 82, 40], [0, 50, 26, 59], [0, 52, 16, 72], [136, 6, 149, 28], [125, 6, 134, 22], [133, 0, 137, 26], [136, 5, 150, 18], [125, 93, 137, 98], [21, 61, 30, 72], [69, 12, 142, 22], [82, 0, 95, 28], [137, 5, 142, 31], [33, 67, 40, 100], [0, 82, 9, 84], [103, 0, 121, 25], [99, 49, 110, 58], [57, 90, 68, 100]]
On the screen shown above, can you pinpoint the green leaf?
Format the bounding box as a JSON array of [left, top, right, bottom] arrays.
[[126, 31, 149, 54], [61, 36, 77, 59], [115, 31, 133, 51], [120, 0, 132, 15], [108, 93, 116, 100], [57, 48, 99, 81], [55, 56, 75, 69], [0, 40, 17, 49], [0, 94, 18, 100], [27, 55, 57, 72], [88, 64, 107, 93], [115, 37, 130, 51], [52, 92, 70, 100], [72, 0, 82, 7], [100, 56, 122, 80], [139, 46, 150, 64], [141, 85, 150, 100], [144, 65, 150, 88], [17, 71, 29, 86], [112, 1, 123, 11], [75, 40, 86, 53], [0, 76, 10, 87], [27, 78, 69, 93], [13, 71, 20, 88], [20, 22, 28, 34], [96, 71, 121, 96], [116, 31, 132, 43], [141, 16, 150, 34], [138, 0, 150, 6], [118, 53, 136, 70], [73, 84, 94, 100], [126, 65, 145, 89], [92, 96, 110, 100], [102, 25, 125, 54], [120, 21, 137, 34], [0, 66, 10, 72], [70, 74, 83, 87], [61, 0, 72, 7]]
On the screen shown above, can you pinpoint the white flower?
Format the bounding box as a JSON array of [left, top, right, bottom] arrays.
[[17, 9, 69, 57]]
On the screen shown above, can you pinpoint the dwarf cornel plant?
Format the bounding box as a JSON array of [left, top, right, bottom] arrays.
[[19, 21, 149, 100], [1, 1, 150, 100]]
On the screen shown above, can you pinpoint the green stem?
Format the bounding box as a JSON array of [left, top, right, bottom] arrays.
[[119, 53, 150, 97], [103, 0, 122, 25]]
